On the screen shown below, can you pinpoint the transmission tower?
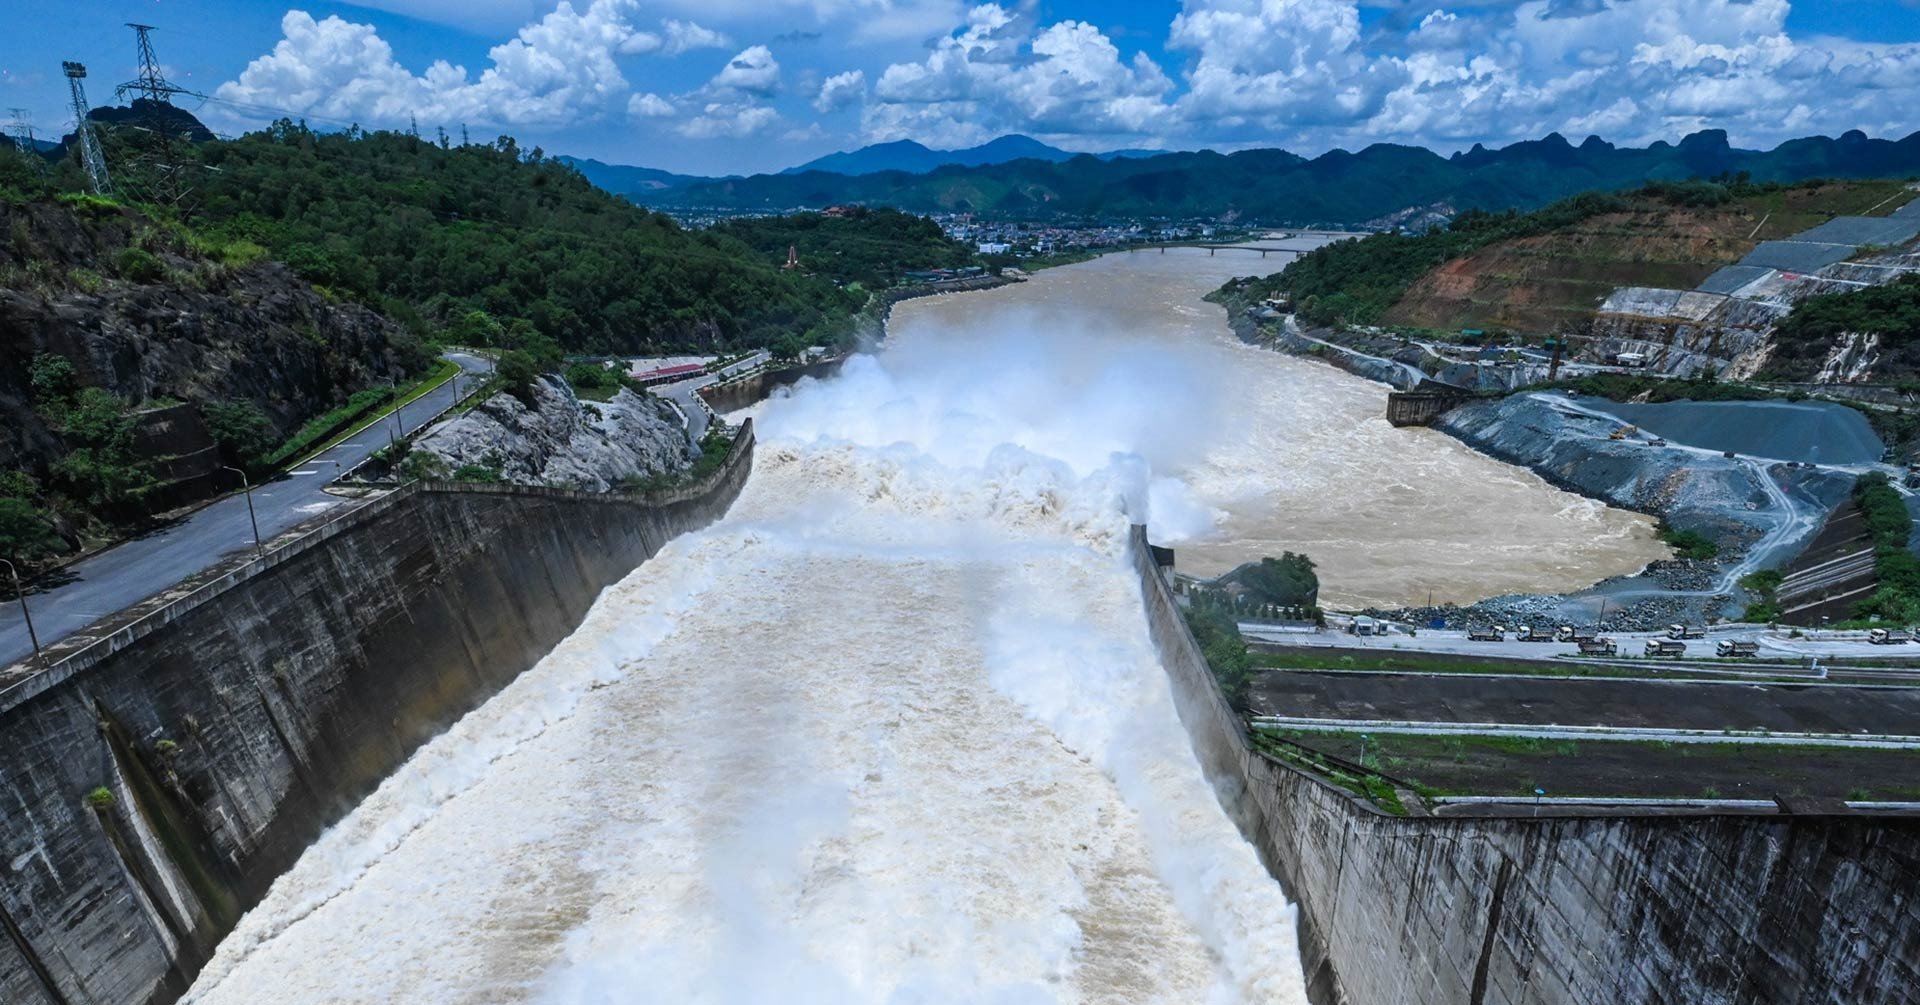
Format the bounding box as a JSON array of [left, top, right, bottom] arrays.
[[6, 108, 38, 167], [113, 24, 206, 210], [116, 24, 195, 105], [62, 62, 112, 195]]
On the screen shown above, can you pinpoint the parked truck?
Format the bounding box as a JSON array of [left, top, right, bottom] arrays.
[[1716, 640, 1760, 657], [1468, 626, 1506, 642], [1515, 626, 1557, 642], [1578, 638, 1618, 656], [1645, 639, 1688, 657], [1555, 625, 1597, 643], [1869, 628, 1914, 645], [1667, 624, 1705, 640]]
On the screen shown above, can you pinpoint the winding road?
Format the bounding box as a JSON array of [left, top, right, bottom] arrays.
[[0, 353, 493, 671]]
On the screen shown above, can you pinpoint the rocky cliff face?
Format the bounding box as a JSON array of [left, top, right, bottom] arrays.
[[0, 199, 420, 477], [412, 377, 694, 491]]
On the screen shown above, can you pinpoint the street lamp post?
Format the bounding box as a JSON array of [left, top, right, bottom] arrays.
[[1, 558, 42, 669], [221, 466, 264, 558]]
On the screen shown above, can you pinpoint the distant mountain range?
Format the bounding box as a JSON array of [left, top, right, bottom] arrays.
[[611, 129, 1920, 227], [783, 134, 1162, 176], [555, 155, 713, 196]]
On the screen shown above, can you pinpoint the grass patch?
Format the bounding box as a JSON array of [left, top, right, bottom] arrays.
[[263, 359, 458, 470], [1258, 726, 1920, 801], [1656, 522, 1720, 561]]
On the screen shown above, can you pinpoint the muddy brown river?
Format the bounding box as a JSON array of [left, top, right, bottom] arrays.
[[888, 244, 1668, 608]]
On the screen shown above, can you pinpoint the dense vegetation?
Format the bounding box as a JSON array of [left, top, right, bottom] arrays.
[[178, 122, 868, 354], [2, 119, 911, 355], [1243, 178, 1832, 329], [1852, 473, 1920, 625], [1183, 599, 1256, 712], [706, 207, 977, 289], [1765, 275, 1920, 379], [644, 128, 1920, 223], [1249, 191, 1642, 327], [1220, 553, 1321, 608]]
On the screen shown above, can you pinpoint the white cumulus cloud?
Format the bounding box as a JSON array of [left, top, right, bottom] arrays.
[[216, 1, 667, 129], [814, 69, 866, 112], [662, 19, 734, 55]]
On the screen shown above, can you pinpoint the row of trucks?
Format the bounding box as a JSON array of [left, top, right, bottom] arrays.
[[1467, 625, 1599, 643], [1467, 623, 1762, 658]]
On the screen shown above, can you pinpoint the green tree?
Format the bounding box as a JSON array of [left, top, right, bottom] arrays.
[[769, 332, 810, 362], [1232, 553, 1320, 608], [0, 473, 60, 562], [46, 388, 155, 512], [29, 353, 76, 407], [202, 400, 278, 472], [564, 361, 611, 390], [497, 349, 539, 400]]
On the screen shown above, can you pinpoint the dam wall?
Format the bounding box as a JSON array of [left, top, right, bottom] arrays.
[[0, 424, 755, 1005], [1130, 525, 1920, 1005], [699, 355, 849, 413]]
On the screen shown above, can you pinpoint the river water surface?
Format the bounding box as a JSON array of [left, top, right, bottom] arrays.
[[887, 246, 1667, 607], [183, 247, 1662, 1005]]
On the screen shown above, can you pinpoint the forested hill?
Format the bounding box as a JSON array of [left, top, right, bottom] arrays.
[[707, 207, 977, 288], [638, 129, 1920, 224], [184, 122, 857, 353]]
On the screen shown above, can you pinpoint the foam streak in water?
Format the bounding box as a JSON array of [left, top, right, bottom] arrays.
[[187, 287, 1313, 1004]]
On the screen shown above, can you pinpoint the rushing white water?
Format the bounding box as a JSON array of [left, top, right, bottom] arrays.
[[890, 248, 1668, 608], [185, 304, 1311, 1002]]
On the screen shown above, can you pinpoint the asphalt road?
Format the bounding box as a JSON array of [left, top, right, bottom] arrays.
[[656, 350, 770, 440], [0, 352, 492, 671]]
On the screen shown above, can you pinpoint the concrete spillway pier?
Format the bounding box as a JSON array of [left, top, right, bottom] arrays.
[[0, 426, 754, 1005]]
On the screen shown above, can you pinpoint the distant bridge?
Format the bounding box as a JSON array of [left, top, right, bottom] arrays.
[[1127, 233, 1364, 257]]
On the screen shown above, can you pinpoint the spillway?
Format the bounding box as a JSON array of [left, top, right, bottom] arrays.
[[183, 326, 1312, 1003]]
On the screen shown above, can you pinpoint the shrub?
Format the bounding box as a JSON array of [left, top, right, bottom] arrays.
[[202, 400, 278, 472], [115, 246, 165, 283], [85, 787, 115, 809], [564, 361, 612, 390], [1656, 523, 1720, 561]]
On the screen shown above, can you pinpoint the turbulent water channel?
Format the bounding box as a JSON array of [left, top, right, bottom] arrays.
[[185, 247, 1662, 1005]]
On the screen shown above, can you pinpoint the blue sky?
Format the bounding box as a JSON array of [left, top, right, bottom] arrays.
[[5, 0, 1919, 175]]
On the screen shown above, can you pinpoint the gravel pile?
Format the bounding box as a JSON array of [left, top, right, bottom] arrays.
[[1642, 559, 1717, 591]]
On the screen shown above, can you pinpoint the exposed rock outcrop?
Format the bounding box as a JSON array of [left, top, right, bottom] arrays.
[[0, 199, 420, 478], [412, 377, 694, 491]]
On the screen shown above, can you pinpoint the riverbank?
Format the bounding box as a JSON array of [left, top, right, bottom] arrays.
[[1211, 292, 1865, 628]]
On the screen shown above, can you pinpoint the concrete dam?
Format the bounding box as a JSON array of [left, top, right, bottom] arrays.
[[2, 332, 1915, 1002], [0, 427, 755, 1004]]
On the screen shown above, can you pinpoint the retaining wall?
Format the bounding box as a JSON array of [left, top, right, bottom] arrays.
[[699, 356, 849, 413], [1130, 525, 1920, 1005], [0, 424, 755, 1005]]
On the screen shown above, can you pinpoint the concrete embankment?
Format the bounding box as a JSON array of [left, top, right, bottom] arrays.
[[0, 425, 754, 1005], [1130, 526, 1920, 1005], [700, 274, 1020, 414], [699, 355, 850, 413]]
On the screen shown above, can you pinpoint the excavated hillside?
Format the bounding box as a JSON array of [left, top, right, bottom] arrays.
[[0, 196, 423, 500], [1384, 181, 1918, 334]]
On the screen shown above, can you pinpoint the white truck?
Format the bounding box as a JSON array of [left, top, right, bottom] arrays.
[[1869, 628, 1913, 645]]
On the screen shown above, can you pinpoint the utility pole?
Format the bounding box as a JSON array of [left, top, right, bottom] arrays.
[[114, 24, 206, 210], [220, 466, 264, 558], [1, 559, 44, 670], [62, 63, 112, 196]]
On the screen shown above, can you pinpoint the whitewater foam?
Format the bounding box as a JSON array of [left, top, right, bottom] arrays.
[[184, 318, 1309, 1004]]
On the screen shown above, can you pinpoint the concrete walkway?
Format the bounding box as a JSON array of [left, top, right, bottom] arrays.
[[0, 352, 492, 671]]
